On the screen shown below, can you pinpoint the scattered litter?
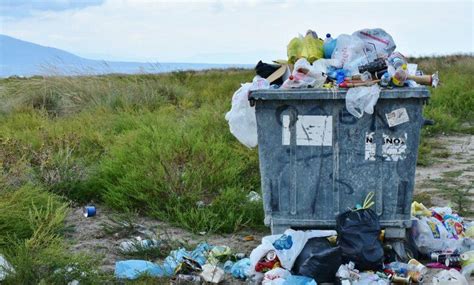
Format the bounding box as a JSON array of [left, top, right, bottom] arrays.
[[432, 269, 469, 285], [0, 255, 14, 281], [247, 191, 262, 202], [282, 275, 317, 285], [207, 245, 232, 265], [231, 258, 250, 279], [262, 267, 290, 284], [83, 205, 96, 217], [175, 274, 201, 283], [250, 229, 336, 273], [353, 272, 389, 285], [115, 260, 164, 279], [200, 263, 225, 283], [119, 238, 160, 253], [243, 235, 255, 241], [292, 236, 341, 283]]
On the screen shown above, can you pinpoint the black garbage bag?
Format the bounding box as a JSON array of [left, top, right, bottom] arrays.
[[291, 237, 342, 283], [254, 61, 284, 85], [336, 208, 384, 271]]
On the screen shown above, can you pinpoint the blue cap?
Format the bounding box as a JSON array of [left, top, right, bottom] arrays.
[[326, 33, 331, 38]]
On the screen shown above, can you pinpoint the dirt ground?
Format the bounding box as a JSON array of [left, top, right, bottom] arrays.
[[65, 134, 474, 283], [415, 135, 474, 216]]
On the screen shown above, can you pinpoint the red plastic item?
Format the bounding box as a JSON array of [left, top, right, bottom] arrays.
[[255, 256, 281, 273]]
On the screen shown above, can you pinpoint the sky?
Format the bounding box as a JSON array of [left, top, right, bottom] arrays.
[[0, 0, 473, 64]]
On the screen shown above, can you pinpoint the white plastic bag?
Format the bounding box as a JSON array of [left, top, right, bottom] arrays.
[[345, 85, 381, 118], [312, 58, 340, 74], [262, 268, 291, 285], [412, 216, 453, 254], [432, 269, 469, 285], [249, 229, 336, 273], [225, 76, 269, 148], [281, 58, 326, 89], [0, 255, 14, 281], [353, 28, 396, 58], [331, 34, 370, 75]]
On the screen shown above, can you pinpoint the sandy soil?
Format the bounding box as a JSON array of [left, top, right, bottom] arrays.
[[415, 135, 474, 215]]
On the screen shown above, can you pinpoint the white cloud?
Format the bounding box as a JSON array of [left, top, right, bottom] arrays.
[[1, 0, 473, 63]]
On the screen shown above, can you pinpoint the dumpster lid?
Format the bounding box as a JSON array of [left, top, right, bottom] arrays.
[[249, 87, 430, 100]]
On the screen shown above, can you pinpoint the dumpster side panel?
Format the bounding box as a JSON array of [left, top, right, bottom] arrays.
[[255, 100, 335, 226], [254, 92, 426, 234]]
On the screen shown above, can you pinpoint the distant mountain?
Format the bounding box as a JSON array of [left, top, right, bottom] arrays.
[[0, 35, 250, 77]]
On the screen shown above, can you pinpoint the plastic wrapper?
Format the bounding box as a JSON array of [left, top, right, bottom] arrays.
[[443, 214, 465, 239], [291, 237, 342, 283], [345, 85, 381, 118], [336, 208, 384, 271]]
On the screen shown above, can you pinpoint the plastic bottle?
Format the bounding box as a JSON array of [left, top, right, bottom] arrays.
[[336, 69, 346, 84], [380, 72, 391, 87], [388, 52, 407, 69], [391, 64, 408, 87], [323, 33, 337, 59]]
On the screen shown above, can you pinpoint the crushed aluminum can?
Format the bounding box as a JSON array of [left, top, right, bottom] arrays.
[[266, 250, 277, 261]]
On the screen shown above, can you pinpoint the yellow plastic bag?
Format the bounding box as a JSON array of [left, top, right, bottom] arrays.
[[411, 201, 432, 217], [287, 34, 323, 64], [302, 34, 323, 63], [287, 36, 304, 64]]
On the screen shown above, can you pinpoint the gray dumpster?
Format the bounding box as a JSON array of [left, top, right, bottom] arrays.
[[249, 87, 430, 255]]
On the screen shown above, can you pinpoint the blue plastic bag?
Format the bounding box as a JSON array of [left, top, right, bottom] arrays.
[[115, 260, 164, 279], [231, 258, 251, 279], [283, 275, 317, 285]]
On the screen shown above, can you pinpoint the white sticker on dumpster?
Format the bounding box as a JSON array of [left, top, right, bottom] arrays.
[[282, 115, 332, 146], [385, 108, 409, 127], [365, 132, 376, 161], [382, 133, 407, 161]]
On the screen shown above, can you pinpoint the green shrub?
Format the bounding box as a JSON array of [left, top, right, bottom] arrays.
[[0, 185, 67, 245]]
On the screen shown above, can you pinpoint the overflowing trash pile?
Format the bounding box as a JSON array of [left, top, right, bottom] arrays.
[[110, 198, 473, 284], [225, 28, 439, 148]]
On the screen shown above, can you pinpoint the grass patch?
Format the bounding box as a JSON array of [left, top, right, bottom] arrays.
[[413, 192, 433, 208], [0, 185, 110, 284], [437, 186, 473, 217], [441, 170, 463, 179]]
